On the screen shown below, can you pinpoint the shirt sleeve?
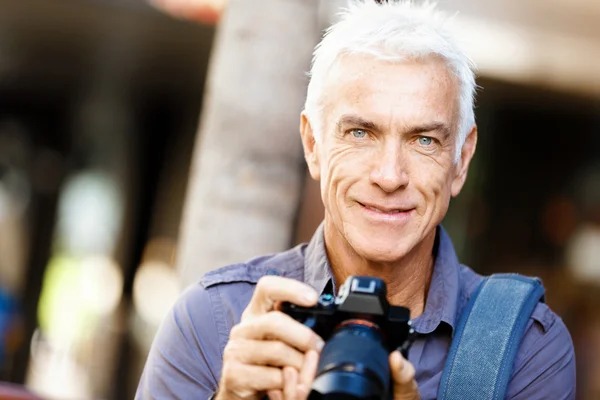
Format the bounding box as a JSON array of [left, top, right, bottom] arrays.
[[507, 302, 576, 400], [135, 283, 223, 400]]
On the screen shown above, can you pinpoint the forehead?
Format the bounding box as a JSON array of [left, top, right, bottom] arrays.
[[321, 54, 459, 129]]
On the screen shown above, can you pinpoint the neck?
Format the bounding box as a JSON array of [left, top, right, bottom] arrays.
[[324, 218, 436, 319]]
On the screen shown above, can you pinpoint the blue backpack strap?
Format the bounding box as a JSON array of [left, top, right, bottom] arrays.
[[437, 273, 545, 400]]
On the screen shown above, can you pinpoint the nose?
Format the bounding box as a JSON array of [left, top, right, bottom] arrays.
[[369, 140, 409, 193]]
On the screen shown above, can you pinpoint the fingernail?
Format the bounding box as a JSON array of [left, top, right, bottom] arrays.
[[304, 291, 318, 303], [297, 384, 308, 396], [390, 351, 401, 368], [396, 352, 405, 370], [315, 338, 325, 351]]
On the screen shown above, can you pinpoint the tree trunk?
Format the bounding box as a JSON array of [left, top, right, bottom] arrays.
[[176, 0, 321, 287]]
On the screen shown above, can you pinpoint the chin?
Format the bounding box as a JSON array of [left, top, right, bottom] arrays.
[[348, 229, 418, 264], [361, 249, 410, 264]]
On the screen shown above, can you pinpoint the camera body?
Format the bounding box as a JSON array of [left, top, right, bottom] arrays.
[[280, 276, 415, 399]]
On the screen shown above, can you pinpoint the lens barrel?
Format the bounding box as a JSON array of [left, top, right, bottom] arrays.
[[309, 323, 390, 400]]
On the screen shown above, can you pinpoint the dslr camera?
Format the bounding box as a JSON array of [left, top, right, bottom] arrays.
[[280, 275, 415, 400]]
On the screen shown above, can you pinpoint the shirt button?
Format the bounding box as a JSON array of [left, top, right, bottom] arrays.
[[266, 269, 280, 276]]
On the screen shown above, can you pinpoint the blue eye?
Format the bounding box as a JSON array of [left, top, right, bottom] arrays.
[[351, 129, 367, 139], [419, 136, 433, 146]]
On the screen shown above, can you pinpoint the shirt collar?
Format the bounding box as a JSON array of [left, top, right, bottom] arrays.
[[410, 226, 461, 334], [303, 222, 461, 335]]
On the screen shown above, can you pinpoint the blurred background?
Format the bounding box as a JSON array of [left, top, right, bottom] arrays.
[[0, 0, 598, 399]]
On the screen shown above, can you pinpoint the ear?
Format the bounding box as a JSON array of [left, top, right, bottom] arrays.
[[451, 125, 478, 197], [300, 112, 321, 181]]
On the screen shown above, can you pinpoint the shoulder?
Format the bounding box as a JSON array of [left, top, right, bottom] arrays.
[[457, 264, 570, 344], [456, 265, 575, 399], [136, 244, 310, 397], [135, 282, 224, 398], [199, 243, 307, 289], [164, 243, 308, 337], [173, 244, 308, 342], [508, 302, 575, 399]]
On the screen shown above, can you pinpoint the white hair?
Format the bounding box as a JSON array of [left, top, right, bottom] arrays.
[[304, 0, 477, 162]]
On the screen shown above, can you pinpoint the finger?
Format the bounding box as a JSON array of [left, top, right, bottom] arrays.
[[390, 351, 415, 384], [297, 384, 310, 400], [283, 366, 299, 400], [221, 362, 283, 395], [298, 349, 319, 394], [223, 339, 305, 370], [244, 276, 318, 317], [268, 390, 283, 400], [231, 311, 325, 352], [389, 351, 420, 400]]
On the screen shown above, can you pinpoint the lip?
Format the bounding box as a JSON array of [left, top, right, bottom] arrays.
[[358, 201, 416, 222]]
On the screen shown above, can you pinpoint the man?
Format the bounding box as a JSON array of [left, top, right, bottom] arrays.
[[136, 1, 575, 399]]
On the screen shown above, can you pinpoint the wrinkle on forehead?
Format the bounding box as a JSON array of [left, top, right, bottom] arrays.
[[320, 54, 461, 140]]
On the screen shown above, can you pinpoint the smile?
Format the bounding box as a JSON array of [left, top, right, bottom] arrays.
[[364, 205, 404, 214], [358, 202, 415, 222]]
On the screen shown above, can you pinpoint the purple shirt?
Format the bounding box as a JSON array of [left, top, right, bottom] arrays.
[[136, 225, 576, 399]]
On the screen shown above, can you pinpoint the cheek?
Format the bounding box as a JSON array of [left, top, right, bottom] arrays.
[[411, 156, 455, 202], [321, 146, 369, 205]]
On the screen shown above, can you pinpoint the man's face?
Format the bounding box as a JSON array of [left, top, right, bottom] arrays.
[[301, 54, 477, 263]]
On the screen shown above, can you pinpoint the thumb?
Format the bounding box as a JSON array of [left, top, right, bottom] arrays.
[[390, 351, 420, 400]]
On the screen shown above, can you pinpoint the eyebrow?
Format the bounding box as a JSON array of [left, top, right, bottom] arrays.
[[405, 122, 452, 138], [336, 114, 452, 138], [336, 114, 383, 132]]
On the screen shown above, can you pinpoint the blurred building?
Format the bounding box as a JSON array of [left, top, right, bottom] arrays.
[[0, 0, 597, 399], [0, 0, 214, 398]]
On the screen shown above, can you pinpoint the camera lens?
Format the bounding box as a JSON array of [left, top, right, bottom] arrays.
[[309, 321, 390, 400]]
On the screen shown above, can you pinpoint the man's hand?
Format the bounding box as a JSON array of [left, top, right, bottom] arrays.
[[216, 276, 324, 400], [390, 350, 421, 400]]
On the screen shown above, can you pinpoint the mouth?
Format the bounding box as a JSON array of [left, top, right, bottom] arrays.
[[358, 202, 415, 217], [359, 202, 411, 213]]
